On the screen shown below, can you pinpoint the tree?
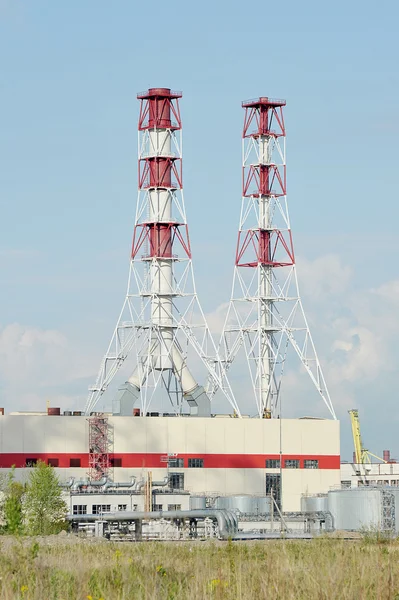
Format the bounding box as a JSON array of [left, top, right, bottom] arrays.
[[23, 461, 68, 535], [4, 479, 24, 534], [0, 467, 24, 534]]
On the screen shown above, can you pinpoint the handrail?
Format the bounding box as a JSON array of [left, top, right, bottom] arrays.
[[242, 97, 286, 107]]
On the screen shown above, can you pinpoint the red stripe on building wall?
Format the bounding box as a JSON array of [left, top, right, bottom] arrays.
[[0, 453, 340, 470]]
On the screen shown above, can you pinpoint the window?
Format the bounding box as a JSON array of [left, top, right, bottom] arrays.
[[341, 480, 351, 489], [153, 504, 163, 511], [188, 458, 204, 468], [168, 504, 181, 511], [284, 459, 300, 469], [25, 458, 37, 467], [168, 457, 184, 468], [110, 458, 122, 467], [70, 458, 81, 467], [92, 504, 111, 515], [266, 459, 280, 469], [304, 459, 319, 469], [48, 458, 59, 467], [118, 504, 127, 511], [169, 472, 185, 490], [73, 505, 87, 515], [266, 474, 281, 509]]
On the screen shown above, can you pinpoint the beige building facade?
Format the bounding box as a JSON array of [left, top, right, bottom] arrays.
[[0, 414, 340, 512]]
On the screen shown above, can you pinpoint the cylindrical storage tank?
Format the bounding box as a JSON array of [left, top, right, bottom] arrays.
[[328, 489, 382, 531], [257, 496, 272, 515], [301, 495, 328, 513], [229, 495, 259, 515], [47, 407, 60, 416], [63, 411, 72, 416], [216, 495, 265, 515], [215, 497, 231, 510], [189, 496, 207, 510]]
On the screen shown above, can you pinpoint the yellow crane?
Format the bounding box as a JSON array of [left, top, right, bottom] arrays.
[[348, 409, 387, 464]]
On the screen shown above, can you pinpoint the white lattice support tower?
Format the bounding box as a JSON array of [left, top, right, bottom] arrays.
[[216, 96, 336, 419], [85, 88, 239, 417]]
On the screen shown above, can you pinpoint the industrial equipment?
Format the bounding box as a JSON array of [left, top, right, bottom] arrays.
[[349, 409, 387, 465]]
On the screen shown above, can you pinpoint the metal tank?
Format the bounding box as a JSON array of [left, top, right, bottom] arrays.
[[216, 495, 271, 515], [189, 496, 207, 510], [328, 488, 383, 531], [230, 496, 258, 514], [215, 497, 231, 510], [257, 496, 272, 515], [301, 495, 328, 513]]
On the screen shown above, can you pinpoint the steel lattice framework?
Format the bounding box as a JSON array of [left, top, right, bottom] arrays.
[[88, 415, 111, 481], [85, 88, 238, 417], [214, 96, 336, 419]]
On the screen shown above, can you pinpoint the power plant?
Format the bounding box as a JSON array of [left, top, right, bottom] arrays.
[[1, 88, 396, 540]]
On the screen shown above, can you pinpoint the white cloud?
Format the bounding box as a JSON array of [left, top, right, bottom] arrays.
[[204, 254, 399, 418], [296, 254, 353, 300], [0, 323, 96, 411], [1, 253, 398, 422]]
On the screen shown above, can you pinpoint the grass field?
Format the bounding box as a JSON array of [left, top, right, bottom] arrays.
[[0, 535, 398, 599]]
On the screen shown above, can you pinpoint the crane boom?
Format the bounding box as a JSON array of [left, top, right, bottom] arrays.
[[349, 409, 363, 464], [348, 409, 387, 464]]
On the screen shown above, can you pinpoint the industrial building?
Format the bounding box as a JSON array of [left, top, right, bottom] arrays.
[[0, 412, 340, 513], [0, 88, 350, 539]]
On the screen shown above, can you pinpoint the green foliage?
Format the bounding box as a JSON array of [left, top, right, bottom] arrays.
[[0, 538, 396, 598], [23, 460, 68, 536], [361, 524, 394, 545], [0, 467, 25, 534], [4, 481, 24, 534]]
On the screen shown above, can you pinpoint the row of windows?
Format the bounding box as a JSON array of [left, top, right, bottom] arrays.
[[26, 457, 204, 468], [266, 459, 319, 469], [26, 457, 319, 469], [73, 503, 181, 515], [26, 458, 81, 468]]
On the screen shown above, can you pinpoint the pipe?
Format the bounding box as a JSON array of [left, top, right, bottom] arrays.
[[68, 509, 238, 540], [222, 509, 238, 534], [72, 477, 107, 492], [102, 476, 136, 492], [133, 478, 145, 492], [152, 476, 169, 488], [135, 476, 169, 492], [60, 477, 75, 489]]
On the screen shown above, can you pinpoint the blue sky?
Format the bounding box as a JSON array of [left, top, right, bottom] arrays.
[[0, 0, 398, 458]]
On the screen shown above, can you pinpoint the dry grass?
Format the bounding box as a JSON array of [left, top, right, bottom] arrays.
[[0, 535, 398, 599]]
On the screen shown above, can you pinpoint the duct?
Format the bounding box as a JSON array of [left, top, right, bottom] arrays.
[[60, 477, 75, 489], [102, 476, 136, 492], [72, 477, 107, 492], [222, 509, 238, 534], [171, 346, 211, 416], [119, 338, 210, 417], [68, 509, 238, 540], [133, 478, 145, 492], [113, 382, 140, 416], [135, 476, 169, 492], [152, 476, 169, 489]]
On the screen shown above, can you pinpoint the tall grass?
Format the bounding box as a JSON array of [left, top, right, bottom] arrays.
[[0, 536, 398, 599]]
